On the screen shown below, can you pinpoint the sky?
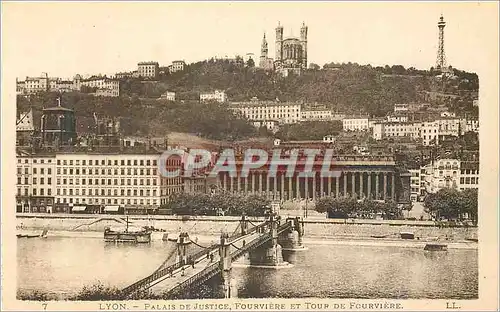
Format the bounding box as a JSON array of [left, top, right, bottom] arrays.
[[2, 2, 498, 79]]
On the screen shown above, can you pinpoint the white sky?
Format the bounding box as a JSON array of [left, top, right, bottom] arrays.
[[2, 2, 498, 78]]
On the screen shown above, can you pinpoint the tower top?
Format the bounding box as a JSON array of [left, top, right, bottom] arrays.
[[277, 21, 283, 28], [438, 14, 446, 27]]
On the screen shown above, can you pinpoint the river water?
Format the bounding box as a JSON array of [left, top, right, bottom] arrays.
[[17, 236, 477, 300]]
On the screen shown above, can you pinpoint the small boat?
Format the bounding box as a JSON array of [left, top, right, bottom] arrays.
[[465, 238, 478, 242], [424, 243, 448, 251], [400, 232, 415, 239], [17, 229, 48, 239], [104, 216, 151, 243], [370, 234, 387, 239]]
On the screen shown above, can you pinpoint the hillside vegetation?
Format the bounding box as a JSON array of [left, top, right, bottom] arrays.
[[17, 60, 478, 141]]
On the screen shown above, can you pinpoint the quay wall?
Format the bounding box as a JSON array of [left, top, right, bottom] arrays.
[[16, 214, 477, 241]]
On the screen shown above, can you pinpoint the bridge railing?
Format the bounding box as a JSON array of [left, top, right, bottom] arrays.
[[121, 219, 283, 297], [166, 262, 220, 298]]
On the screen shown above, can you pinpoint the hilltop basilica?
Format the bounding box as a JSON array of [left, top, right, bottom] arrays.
[[259, 22, 308, 77]]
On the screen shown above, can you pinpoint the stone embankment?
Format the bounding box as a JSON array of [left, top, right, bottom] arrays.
[[16, 213, 477, 243]]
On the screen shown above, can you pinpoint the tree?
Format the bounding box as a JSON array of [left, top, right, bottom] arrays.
[[424, 188, 470, 221], [309, 63, 320, 70], [246, 58, 255, 68]]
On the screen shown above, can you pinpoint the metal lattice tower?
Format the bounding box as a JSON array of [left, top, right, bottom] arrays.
[[436, 14, 447, 70]]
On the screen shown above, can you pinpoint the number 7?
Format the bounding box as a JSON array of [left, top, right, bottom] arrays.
[[42, 303, 47, 310]]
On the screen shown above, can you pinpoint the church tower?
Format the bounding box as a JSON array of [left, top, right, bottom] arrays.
[[300, 22, 308, 69], [275, 22, 284, 65], [259, 33, 268, 68]]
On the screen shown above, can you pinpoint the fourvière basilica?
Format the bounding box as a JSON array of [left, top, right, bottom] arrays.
[[259, 22, 308, 77]]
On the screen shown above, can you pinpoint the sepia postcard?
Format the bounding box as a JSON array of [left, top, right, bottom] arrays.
[[1, 1, 499, 311]]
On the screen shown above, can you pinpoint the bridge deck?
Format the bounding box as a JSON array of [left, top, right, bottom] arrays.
[[149, 232, 262, 295], [121, 219, 292, 298]]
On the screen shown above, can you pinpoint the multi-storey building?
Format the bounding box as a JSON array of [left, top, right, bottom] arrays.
[[16, 152, 56, 213], [229, 101, 302, 125], [80, 76, 120, 97], [420, 159, 460, 194], [16, 73, 81, 94], [419, 120, 440, 146], [200, 90, 227, 103], [160, 91, 176, 101], [459, 161, 479, 191], [372, 122, 420, 141], [137, 61, 160, 79], [342, 116, 370, 132], [301, 109, 344, 122], [16, 147, 184, 214], [408, 169, 421, 202], [168, 60, 186, 73]]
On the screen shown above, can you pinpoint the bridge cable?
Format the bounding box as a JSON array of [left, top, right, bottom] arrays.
[[230, 243, 245, 251], [154, 246, 178, 272], [188, 238, 214, 250]]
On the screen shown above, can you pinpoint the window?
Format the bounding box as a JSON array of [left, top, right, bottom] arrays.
[[33, 189, 37, 196], [33, 177, 37, 184], [40, 178, 44, 185], [48, 168, 52, 174], [41, 168, 45, 174], [33, 168, 37, 174]]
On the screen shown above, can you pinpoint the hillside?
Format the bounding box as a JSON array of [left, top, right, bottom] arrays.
[[16, 60, 479, 141], [121, 60, 478, 116]]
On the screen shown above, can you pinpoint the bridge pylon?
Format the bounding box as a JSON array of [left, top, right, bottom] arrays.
[[218, 232, 237, 298], [240, 214, 249, 235], [248, 214, 286, 267], [176, 232, 191, 265]]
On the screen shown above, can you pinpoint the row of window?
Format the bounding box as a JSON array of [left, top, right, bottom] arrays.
[[17, 158, 163, 166], [56, 188, 158, 197], [57, 197, 158, 205], [56, 167, 159, 176], [18, 177, 52, 185], [56, 178, 158, 186], [460, 177, 479, 184]]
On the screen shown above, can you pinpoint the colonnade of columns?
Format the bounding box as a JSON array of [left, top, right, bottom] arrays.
[[218, 171, 399, 202]]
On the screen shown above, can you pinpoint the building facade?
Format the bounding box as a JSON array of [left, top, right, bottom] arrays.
[[137, 61, 160, 79], [80, 75, 120, 97], [168, 60, 186, 73], [343, 117, 370, 132], [16, 148, 184, 214], [200, 90, 227, 103], [229, 101, 302, 125], [274, 22, 308, 76]]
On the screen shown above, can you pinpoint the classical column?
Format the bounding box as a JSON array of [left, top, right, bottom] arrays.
[[261, 172, 265, 195], [343, 172, 348, 197], [375, 173, 380, 200], [391, 172, 396, 201], [359, 172, 364, 199], [312, 173, 316, 201], [295, 175, 300, 199], [320, 175, 324, 198], [266, 173, 270, 198], [273, 174, 278, 200], [351, 172, 356, 199], [288, 176, 293, 200], [305, 176, 309, 199], [230, 175, 235, 193], [383, 172, 388, 201], [280, 173, 285, 200], [367, 172, 372, 199], [328, 177, 333, 196], [335, 176, 340, 198], [250, 173, 254, 194]]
